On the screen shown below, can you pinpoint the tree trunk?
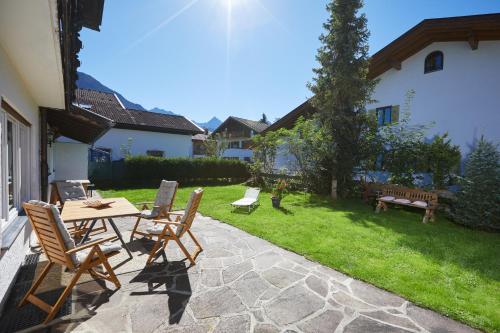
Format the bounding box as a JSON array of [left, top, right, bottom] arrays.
[[331, 178, 338, 201]]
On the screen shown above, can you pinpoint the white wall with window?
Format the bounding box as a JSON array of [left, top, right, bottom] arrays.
[[94, 128, 193, 160], [0, 43, 42, 313], [367, 41, 500, 155]]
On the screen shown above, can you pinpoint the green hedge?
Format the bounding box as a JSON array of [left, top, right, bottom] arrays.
[[118, 156, 250, 187]]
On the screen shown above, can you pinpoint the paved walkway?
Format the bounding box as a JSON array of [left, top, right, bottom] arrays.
[[25, 214, 477, 333]]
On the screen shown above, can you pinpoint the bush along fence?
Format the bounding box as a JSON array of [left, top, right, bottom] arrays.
[[89, 156, 250, 188]]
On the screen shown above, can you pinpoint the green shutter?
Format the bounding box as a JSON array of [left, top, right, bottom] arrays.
[[391, 105, 400, 123]]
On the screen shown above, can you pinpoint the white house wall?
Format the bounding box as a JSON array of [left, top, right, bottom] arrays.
[[95, 128, 194, 160], [223, 148, 253, 160], [53, 141, 89, 180], [367, 41, 500, 156], [0, 43, 41, 313]]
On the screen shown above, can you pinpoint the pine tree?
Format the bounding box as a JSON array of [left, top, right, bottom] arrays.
[[308, 0, 376, 198], [260, 113, 268, 124], [453, 138, 500, 230]]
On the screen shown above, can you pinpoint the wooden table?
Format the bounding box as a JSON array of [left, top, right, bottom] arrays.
[[61, 197, 140, 259]]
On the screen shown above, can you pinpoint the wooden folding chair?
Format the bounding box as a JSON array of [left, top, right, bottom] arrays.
[[50, 181, 107, 237], [130, 180, 178, 241], [142, 188, 204, 266], [20, 201, 121, 324]]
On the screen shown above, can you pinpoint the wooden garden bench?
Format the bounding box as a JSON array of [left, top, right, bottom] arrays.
[[376, 186, 438, 223]]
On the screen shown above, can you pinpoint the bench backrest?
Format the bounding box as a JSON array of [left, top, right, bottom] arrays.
[[382, 186, 438, 206]]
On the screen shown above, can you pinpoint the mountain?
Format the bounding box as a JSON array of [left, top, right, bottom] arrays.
[[77, 72, 147, 110], [195, 117, 222, 132], [76, 72, 177, 115], [149, 107, 175, 115]]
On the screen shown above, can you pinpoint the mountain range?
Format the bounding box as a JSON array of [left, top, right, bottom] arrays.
[[76, 72, 223, 131], [195, 117, 222, 132], [76, 72, 175, 115]]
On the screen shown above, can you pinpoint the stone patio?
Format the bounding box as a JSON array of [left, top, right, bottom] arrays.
[[16, 214, 478, 333]]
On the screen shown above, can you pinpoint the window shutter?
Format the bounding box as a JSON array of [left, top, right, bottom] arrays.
[[391, 105, 400, 123]]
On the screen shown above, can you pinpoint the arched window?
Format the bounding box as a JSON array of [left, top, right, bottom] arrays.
[[424, 51, 443, 73]]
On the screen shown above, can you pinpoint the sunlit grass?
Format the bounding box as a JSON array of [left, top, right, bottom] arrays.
[[100, 184, 500, 332]]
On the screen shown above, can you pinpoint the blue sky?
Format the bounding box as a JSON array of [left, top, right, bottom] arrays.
[[79, 0, 500, 123]]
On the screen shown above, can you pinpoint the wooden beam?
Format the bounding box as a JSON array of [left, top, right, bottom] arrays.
[[468, 31, 478, 50], [1, 99, 31, 127], [39, 108, 49, 202], [389, 59, 401, 70]]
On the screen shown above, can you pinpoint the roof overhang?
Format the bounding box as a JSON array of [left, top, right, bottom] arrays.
[[113, 123, 203, 136], [369, 13, 500, 78], [44, 105, 114, 144], [0, 0, 65, 109], [262, 100, 315, 134], [0, 0, 105, 110]]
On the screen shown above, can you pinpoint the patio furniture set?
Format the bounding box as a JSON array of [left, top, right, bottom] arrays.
[[19, 180, 204, 324]]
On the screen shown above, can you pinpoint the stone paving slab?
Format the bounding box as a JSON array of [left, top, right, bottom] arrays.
[[22, 214, 479, 333]]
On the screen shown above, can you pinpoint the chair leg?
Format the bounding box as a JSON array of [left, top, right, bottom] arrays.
[[18, 262, 53, 307], [175, 237, 195, 265], [43, 266, 85, 324], [187, 229, 203, 256], [101, 219, 107, 232], [130, 216, 142, 241], [146, 238, 163, 265], [95, 247, 121, 288]]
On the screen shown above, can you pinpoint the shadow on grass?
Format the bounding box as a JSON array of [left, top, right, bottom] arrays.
[[272, 206, 294, 215], [330, 199, 500, 282]]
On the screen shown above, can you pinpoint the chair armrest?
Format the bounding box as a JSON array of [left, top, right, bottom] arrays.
[[166, 212, 183, 216], [134, 201, 154, 209], [152, 219, 182, 225], [66, 236, 117, 255]]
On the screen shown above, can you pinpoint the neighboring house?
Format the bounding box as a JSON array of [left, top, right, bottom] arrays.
[[75, 89, 204, 160], [212, 116, 269, 161], [192, 132, 209, 157], [0, 0, 108, 314], [267, 13, 500, 170]]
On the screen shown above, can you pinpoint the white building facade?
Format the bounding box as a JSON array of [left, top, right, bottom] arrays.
[[75, 89, 203, 161], [269, 14, 500, 174], [367, 40, 500, 155], [0, 0, 106, 315], [95, 127, 195, 160]]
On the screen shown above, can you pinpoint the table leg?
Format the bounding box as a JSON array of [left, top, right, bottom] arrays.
[[79, 219, 98, 245], [107, 218, 133, 259]]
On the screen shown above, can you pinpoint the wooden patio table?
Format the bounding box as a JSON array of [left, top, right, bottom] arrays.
[[61, 197, 139, 259]]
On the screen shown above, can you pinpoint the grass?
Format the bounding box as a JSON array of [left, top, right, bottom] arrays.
[[100, 184, 500, 332]]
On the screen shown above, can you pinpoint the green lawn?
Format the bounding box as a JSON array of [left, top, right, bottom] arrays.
[[100, 184, 500, 332]]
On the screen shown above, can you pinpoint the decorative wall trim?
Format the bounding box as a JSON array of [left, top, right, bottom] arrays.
[[1, 99, 31, 127]]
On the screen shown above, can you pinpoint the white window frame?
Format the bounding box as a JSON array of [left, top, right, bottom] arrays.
[[0, 109, 31, 230]]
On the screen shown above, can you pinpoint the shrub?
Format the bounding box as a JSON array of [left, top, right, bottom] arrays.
[[122, 156, 250, 186], [452, 138, 500, 230], [418, 133, 461, 189]]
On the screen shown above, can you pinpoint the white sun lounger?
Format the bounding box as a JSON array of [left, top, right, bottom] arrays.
[[231, 188, 260, 213]]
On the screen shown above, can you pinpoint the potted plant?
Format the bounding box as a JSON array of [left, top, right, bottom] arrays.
[[271, 178, 288, 208]]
